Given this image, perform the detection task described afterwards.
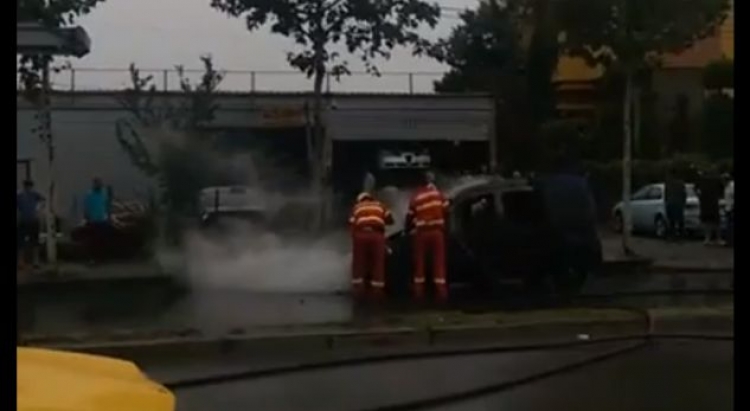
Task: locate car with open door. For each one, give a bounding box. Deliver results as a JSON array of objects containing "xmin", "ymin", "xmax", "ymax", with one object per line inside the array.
[{"xmin": 385, "ymin": 175, "xmax": 602, "ymax": 300}]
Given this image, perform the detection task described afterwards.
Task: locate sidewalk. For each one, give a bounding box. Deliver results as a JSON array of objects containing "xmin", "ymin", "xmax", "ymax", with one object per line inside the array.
[
  {"xmin": 601, "ymin": 231, "xmax": 734, "ymax": 273},
  {"xmin": 16, "ymin": 261, "xmax": 173, "ymax": 287},
  {"xmin": 16, "ymin": 232, "xmax": 732, "ymax": 288}
]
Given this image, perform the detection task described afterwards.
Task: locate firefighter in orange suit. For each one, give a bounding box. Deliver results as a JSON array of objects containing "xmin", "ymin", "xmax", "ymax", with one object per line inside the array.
[
  {"xmin": 405, "ymin": 172, "xmax": 450, "ymax": 303},
  {"xmin": 349, "ymin": 192, "xmax": 394, "ymax": 301}
]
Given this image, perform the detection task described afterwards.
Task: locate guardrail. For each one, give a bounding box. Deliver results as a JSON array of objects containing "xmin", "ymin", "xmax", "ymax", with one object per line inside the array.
[{"xmin": 17, "ymin": 67, "xmax": 448, "ymax": 94}]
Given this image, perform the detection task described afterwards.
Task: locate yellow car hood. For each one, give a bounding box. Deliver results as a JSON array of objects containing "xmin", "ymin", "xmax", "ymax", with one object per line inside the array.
[{"xmin": 17, "ymin": 347, "xmax": 174, "ymax": 411}]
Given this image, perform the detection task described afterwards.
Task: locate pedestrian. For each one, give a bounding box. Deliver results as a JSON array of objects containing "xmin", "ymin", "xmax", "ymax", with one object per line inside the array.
[
  {"xmin": 405, "ymin": 171, "xmax": 450, "ymax": 303},
  {"xmin": 83, "ymin": 178, "xmax": 112, "ymax": 264},
  {"xmin": 696, "ymin": 168, "xmax": 723, "ymax": 245},
  {"xmin": 349, "ymin": 191, "xmax": 394, "ymax": 302},
  {"xmin": 664, "ymin": 168, "xmax": 687, "ymax": 241},
  {"xmin": 17, "ymin": 180, "xmax": 44, "ymax": 270},
  {"xmin": 722, "ymin": 172, "xmax": 734, "ymax": 246}
]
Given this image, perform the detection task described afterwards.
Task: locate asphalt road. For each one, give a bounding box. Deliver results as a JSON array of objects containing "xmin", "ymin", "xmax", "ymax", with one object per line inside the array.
[
  {"xmin": 141, "ymin": 339, "xmax": 732, "ymax": 411},
  {"xmin": 18, "ymin": 272, "xmax": 733, "ymax": 336}
]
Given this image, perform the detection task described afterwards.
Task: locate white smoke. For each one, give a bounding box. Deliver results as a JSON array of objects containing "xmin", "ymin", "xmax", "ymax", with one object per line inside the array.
[{"xmin": 180, "ymin": 225, "xmax": 349, "ymax": 293}]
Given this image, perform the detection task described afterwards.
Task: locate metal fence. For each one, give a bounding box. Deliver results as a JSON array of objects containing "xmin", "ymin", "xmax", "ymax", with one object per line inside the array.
[{"xmin": 17, "ymin": 67, "xmax": 448, "ymax": 94}]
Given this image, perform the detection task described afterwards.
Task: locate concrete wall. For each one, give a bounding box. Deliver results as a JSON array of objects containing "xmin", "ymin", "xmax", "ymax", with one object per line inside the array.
[{"xmin": 17, "ymin": 91, "xmax": 493, "ymax": 225}]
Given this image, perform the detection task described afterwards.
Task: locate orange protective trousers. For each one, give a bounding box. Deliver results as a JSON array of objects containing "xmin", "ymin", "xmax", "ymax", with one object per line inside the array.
[
  {"xmin": 351, "ymin": 230, "xmax": 386, "ymax": 300},
  {"xmin": 412, "ymin": 228, "xmax": 448, "ymax": 302}
]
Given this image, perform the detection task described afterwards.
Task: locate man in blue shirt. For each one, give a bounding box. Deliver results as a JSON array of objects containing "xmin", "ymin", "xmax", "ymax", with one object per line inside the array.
[
  {"xmin": 84, "ymin": 178, "xmax": 111, "ymax": 263},
  {"xmin": 17, "ymin": 180, "xmax": 44, "ymax": 269}
]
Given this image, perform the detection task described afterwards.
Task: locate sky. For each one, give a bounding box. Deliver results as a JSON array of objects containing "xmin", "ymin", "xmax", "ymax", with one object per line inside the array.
[{"xmin": 54, "ymin": 0, "xmax": 481, "ymax": 93}]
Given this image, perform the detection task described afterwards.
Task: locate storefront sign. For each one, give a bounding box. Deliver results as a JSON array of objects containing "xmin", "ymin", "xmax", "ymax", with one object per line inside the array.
[{"xmin": 260, "ymin": 106, "xmax": 306, "ymax": 127}]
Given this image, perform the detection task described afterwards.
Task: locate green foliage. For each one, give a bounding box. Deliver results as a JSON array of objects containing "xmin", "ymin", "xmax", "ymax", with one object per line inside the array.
[
  {"xmin": 538, "ymin": 118, "xmax": 590, "ymax": 162},
  {"xmin": 556, "ymin": 0, "xmax": 730, "ymax": 71},
  {"xmin": 431, "ymin": 1, "xmax": 524, "ymax": 93},
  {"xmin": 701, "ymin": 92, "xmax": 733, "ymax": 159},
  {"xmin": 702, "ymin": 58, "xmax": 733, "ymax": 90},
  {"xmin": 210, "ymin": 0, "xmax": 440, "ymax": 78},
  {"xmin": 17, "ymin": 0, "xmax": 106, "ymax": 93},
  {"xmin": 524, "ymin": 0, "xmax": 559, "ymax": 124},
  {"xmin": 115, "ymin": 56, "xmax": 226, "ymax": 239}
]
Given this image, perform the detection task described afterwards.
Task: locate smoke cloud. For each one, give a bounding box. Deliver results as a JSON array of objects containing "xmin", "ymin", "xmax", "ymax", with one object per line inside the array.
[{"xmin": 179, "ymin": 219, "xmax": 349, "ymax": 293}]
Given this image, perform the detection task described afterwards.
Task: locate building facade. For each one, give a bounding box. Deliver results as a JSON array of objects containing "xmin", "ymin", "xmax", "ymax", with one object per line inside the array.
[{"xmin": 17, "ymin": 91, "xmax": 493, "ymax": 227}]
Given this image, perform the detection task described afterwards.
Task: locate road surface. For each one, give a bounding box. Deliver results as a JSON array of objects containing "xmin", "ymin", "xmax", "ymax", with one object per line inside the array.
[{"xmin": 140, "ymin": 339, "xmax": 731, "ymax": 411}]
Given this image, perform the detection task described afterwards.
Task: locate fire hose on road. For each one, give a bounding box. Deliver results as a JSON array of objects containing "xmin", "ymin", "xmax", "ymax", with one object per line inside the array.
[{"xmin": 162, "ymin": 302, "xmax": 732, "ymax": 410}]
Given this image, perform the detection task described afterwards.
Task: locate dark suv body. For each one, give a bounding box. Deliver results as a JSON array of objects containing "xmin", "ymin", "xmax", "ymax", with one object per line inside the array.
[{"xmin": 385, "ymin": 175, "xmax": 602, "ymax": 299}]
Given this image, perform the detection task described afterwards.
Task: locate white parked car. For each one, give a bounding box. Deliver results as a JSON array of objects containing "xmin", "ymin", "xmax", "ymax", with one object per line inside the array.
[{"xmin": 612, "ymin": 183, "xmax": 703, "ymax": 237}]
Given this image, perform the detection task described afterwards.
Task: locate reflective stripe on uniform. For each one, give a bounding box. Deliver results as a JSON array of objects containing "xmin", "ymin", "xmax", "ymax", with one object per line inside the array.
[
  {"xmin": 413, "ymin": 277, "xmax": 425, "ymax": 284},
  {"xmin": 415, "ymin": 200, "xmax": 443, "ymax": 213},
  {"xmin": 354, "ymin": 215, "xmax": 385, "ymax": 226},
  {"xmin": 371, "ymin": 281, "xmax": 385, "ymax": 288},
  {"xmin": 415, "ymin": 219, "xmax": 444, "ymax": 227},
  {"xmin": 351, "ymin": 200, "xmax": 389, "ymax": 229},
  {"xmin": 352, "ymin": 278, "xmax": 364, "ymax": 285},
  {"xmin": 413, "ymin": 190, "xmax": 441, "ymax": 203},
  {"xmin": 434, "ymin": 278, "xmax": 447, "ymax": 285},
  {"xmin": 355, "ymin": 204, "xmax": 386, "ymax": 214}
]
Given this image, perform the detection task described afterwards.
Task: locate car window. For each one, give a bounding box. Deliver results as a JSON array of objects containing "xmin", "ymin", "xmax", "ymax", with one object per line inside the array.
[
  {"xmin": 645, "ymin": 186, "xmax": 663, "ymax": 200},
  {"xmin": 632, "ymin": 186, "xmax": 651, "ymax": 200},
  {"xmin": 686, "ymin": 185, "xmax": 697, "ymax": 197}
]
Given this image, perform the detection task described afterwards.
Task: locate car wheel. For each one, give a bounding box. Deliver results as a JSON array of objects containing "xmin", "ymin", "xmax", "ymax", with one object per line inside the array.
[
  {"xmin": 654, "ymin": 215, "xmax": 667, "ymax": 238},
  {"xmin": 613, "ymin": 212, "xmax": 624, "ymax": 233}
]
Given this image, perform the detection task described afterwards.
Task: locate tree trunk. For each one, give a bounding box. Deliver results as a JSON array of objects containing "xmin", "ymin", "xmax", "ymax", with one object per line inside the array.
[
  {"xmin": 633, "ymin": 87, "xmax": 641, "ymax": 156},
  {"xmin": 310, "ymin": 48, "xmax": 326, "ymax": 231},
  {"xmin": 621, "ymin": 70, "xmax": 634, "ymax": 255},
  {"xmin": 41, "ymin": 61, "xmax": 57, "ymax": 266}
]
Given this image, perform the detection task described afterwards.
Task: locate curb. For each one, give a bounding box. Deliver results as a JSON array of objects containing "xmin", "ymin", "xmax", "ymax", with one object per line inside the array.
[
  {"xmin": 16, "ymin": 273, "xmax": 179, "ymax": 289},
  {"xmin": 602, "ymin": 258, "xmax": 733, "ymax": 275},
  {"xmin": 27, "ymin": 312, "xmax": 732, "ymax": 360},
  {"xmin": 649, "ymin": 264, "xmax": 734, "ymax": 274}
]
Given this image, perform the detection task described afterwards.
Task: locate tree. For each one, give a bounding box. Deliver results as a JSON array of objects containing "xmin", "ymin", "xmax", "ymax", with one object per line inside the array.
[
  {"xmin": 702, "ymin": 58, "xmax": 733, "ymax": 91},
  {"xmin": 210, "ymin": 0, "xmax": 440, "ymax": 228},
  {"xmin": 701, "ymin": 92, "xmax": 733, "ymax": 159},
  {"xmin": 556, "ymin": 0, "xmax": 730, "ymax": 254},
  {"xmin": 115, "ymin": 56, "xmax": 225, "ymax": 242},
  {"xmin": 524, "ymin": 0, "xmax": 559, "ymax": 125},
  {"xmin": 432, "ymin": 2, "xmax": 523, "ymax": 93},
  {"xmin": 430, "ymin": 2, "xmax": 530, "ymax": 170},
  {"xmin": 430, "ymin": 1, "xmax": 562, "ymax": 170}
]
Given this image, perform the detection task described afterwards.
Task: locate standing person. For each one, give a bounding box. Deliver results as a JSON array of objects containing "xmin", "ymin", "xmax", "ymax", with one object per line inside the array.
[
  {"xmin": 664, "ymin": 169, "xmax": 687, "ymax": 241},
  {"xmin": 696, "ymin": 168, "xmax": 723, "ymax": 245},
  {"xmin": 349, "ymin": 192, "xmax": 394, "ymax": 302},
  {"xmin": 405, "ymin": 171, "xmax": 450, "ymax": 303},
  {"xmin": 84, "ymin": 178, "xmax": 111, "ymax": 264},
  {"xmin": 17, "ymin": 180, "xmax": 44, "ymax": 270},
  {"xmin": 722, "ymin": 172, "xmax": 734, "ymax": 246}
]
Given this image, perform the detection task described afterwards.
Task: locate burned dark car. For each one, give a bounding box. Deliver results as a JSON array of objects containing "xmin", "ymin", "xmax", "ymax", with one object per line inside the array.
[{"xmin": 385, "ymin": 176, "xmax": 603, "ymax": 299}]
